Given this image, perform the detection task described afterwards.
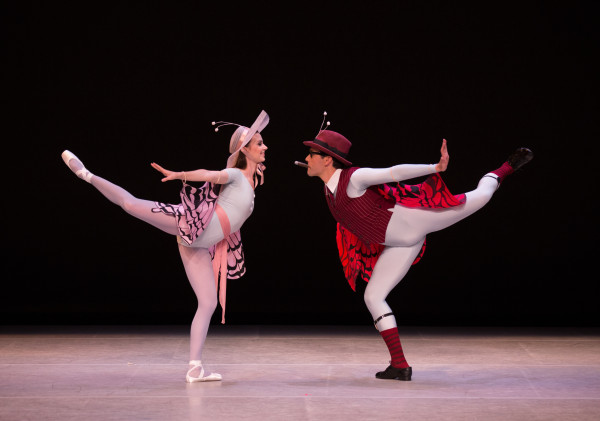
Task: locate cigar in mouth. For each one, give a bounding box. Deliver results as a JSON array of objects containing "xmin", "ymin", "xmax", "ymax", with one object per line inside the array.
[{"xmin": 294, "ymin": 161, "xmax": 308, "ymax": 168}]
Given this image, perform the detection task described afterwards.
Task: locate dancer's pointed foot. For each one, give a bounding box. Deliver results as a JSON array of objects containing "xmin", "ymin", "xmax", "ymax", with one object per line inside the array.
[
  {"xmin": 186, "ymin": 360, "xmax": 222, "ymax": 383},
  {"xmin": 375, "ymin": 365, "xmax": 412, "ymax": 381},
  {"xmin": 61, "ymin": 150, "xmax": 93, "ymax": 183},
  {"xmin": 507, "ymin": 147, "xmax": 534, "ymax": 171},
  {"xmin": 490, "ymin": 147, "xmax": 534, "ymax": 183}
]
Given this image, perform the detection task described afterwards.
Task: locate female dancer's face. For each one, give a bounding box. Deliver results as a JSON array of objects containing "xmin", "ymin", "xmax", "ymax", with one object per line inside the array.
[{"xmin": 243, "ymin": 134, "xmax": 268, "ymax": 164}]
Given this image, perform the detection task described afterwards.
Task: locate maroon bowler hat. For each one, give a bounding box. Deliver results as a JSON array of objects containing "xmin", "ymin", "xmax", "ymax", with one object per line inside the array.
[{"xmin": 303, "ymin": 130, "xmax": 352, "ymax": 166}]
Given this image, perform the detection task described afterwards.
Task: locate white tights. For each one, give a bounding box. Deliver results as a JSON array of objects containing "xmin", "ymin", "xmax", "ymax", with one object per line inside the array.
[
  {"xmin": 365, "ymin": 175, "xmax": 499, "ymax": 331},
  {"xmin": 177, "ymin": 245, "xmax": 218, "ymax": 362},
  {"xmin": 91, "ymin": 175, "xmax": 179, "ymax": 235},
  {"xmin": 90, "ymin": 175, "xmax": 218, "ymax": 371}
]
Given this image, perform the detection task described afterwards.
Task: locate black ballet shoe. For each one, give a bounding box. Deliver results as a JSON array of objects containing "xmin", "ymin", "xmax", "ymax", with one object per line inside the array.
[
  {"xmin": 375, "ymin": 365, "xmax": 412, "ymax": 381},
  {"xmin": 507, "ymin": 147, "xmax": 534, "ymax": 171}
]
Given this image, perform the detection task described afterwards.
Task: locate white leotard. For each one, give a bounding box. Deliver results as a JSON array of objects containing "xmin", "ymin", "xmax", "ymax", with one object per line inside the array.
[{"xmin": 184, "ymin": 168, "xmax": 255, "ymax": 248}]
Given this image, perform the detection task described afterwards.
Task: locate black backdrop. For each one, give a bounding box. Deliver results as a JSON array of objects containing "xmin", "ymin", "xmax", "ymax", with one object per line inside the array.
[{"xmin": 2, "ymin": 1, "xmax": 598, "ymax": 326}]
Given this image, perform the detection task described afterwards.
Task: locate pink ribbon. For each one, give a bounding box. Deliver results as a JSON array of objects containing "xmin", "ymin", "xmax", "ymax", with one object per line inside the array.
[{"xmin": 212, "ymin": 204, "xmax": 231, "ymax": 324}]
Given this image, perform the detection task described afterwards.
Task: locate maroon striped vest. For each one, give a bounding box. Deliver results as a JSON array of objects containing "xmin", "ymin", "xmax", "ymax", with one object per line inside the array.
[{"xmin": 325, "ymin": 167, "xmax": 395, "ymax": 245}]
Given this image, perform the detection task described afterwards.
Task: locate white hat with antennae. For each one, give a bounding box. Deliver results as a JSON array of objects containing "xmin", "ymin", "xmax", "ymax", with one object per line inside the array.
[{"xmin": 212, "ymin": 110, "xmax": 269, "ymax": 169}]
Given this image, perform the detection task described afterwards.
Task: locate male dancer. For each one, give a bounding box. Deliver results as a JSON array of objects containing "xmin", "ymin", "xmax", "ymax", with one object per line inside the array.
[{"xmin": 301, "ymin": 123, "xmax": 533, "ymax": 381}]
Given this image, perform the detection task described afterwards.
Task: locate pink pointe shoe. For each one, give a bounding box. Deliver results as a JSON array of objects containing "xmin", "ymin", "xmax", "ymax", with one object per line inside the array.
[
  {"xmin": 61, "ymin": 150, "xmax": 93, "ymax": 183},
  {"xmin": 186, "ymin": 360, "xmax": 222, "ymax": 383}
]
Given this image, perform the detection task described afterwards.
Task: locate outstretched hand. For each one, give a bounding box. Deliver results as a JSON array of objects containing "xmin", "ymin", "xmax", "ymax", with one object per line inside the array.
[
  {"xmin": 435, "ymin": 139, "xmax": 449, "ymax": 172},
  {"xmin": 151, "ymin": 162, "xmax": 181, "ymax": 182}
]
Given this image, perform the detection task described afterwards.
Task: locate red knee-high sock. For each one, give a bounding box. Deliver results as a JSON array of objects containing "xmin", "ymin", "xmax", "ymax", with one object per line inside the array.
[
  {"xmin": 380, "ymin": 327, "xmax": 409, "ymax": 369},
  {"xmin": 490, "ymin": 162, "xmax": 514, "ymax": 182}
]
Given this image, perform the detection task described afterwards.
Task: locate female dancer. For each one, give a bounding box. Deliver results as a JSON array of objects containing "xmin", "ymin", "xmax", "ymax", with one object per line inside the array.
[{"xmin": 61, "ymin": 110, "xmax": 269, "ymax": 382}]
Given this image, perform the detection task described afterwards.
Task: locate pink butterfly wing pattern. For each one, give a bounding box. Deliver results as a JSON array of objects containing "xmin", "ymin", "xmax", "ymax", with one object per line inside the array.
[
  {"xmin": 154, "ymin": 182, "xmax": 246, "ymax": 278},
  {"xmin": 209, "ymin": 230, "xmax": 246, "ymax": 279}
]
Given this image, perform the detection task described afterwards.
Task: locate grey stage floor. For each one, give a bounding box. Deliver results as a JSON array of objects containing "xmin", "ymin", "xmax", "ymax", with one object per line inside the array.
[{"xmin": 1, "ymin": 325, "xmax": 599, "ymax": 421}]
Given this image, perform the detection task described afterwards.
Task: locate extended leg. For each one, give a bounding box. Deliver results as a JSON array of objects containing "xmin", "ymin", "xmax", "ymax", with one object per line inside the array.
[
  {"xmin": 385, "ymin": 147, "xmax": 534, "ymax": 246},
  {"xmin": 62, "ymin": 150, "xmax": 179, "ymax": 235},
  {"xmin": 178, "ymin": 244, "xmax": 221, "ymax": 382},
  {"xmin": 385, "ymin": 174, "xmax": 500, "ymax": 246},
  {"xmin": 91, "ymin": 175, "xmax": 179, "ymax": 234}
]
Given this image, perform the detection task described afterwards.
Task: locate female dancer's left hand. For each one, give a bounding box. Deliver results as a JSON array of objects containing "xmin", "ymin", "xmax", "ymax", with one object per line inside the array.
[{"xmin": 151, "ymin": 162, "xmax": 180, "ymax": 182}]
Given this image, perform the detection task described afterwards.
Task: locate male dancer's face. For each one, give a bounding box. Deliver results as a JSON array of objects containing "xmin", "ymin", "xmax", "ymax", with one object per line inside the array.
[{"xmin": 305, "ymin": 149, "xmax": 331, "ymax": 178}]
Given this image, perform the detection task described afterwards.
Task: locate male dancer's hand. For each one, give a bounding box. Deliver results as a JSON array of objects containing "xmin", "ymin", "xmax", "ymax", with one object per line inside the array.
[{"xmin": 435, "ymin": 139, "xmax": 449, "ymax": 172}]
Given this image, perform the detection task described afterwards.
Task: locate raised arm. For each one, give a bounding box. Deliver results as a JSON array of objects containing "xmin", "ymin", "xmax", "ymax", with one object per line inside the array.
[
  {"xmin": 348, "ymin": 139, "xmax": 449, "ymax": 198},
  {"xmin": 151, "ymin": 162, "xmax": 229, "ymax": 184}
]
